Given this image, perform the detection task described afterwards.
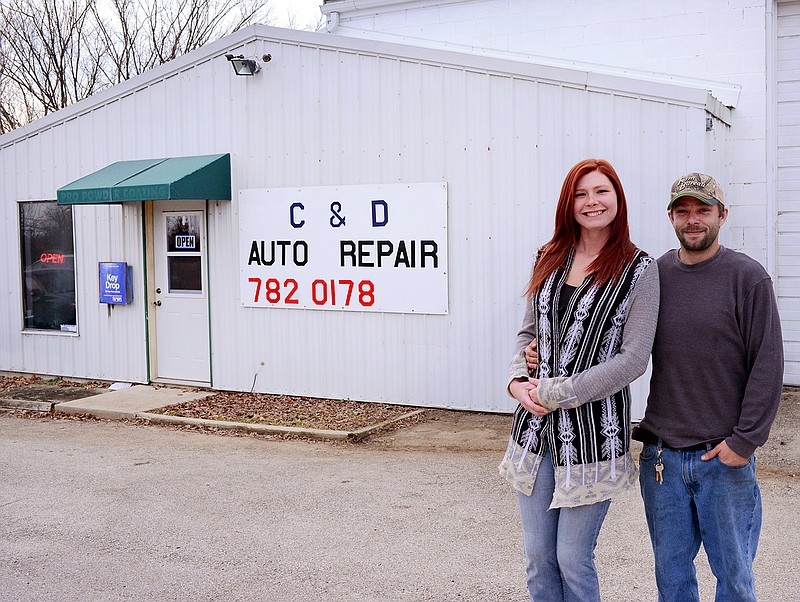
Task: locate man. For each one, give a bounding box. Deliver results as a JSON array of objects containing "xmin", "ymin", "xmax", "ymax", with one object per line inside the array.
[
  {"xmin": 525, "ymin": 172, "xmax": 783, "ymax": 601},
  {"xmin": 633, "ymin": 173, "xmax": 783, "ymax": 601}
]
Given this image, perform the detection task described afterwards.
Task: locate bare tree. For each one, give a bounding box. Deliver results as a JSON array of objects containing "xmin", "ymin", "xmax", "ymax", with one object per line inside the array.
[
  {"xmin": 0, "ymin": 38, "xmax": 23, "ymax": 132},
  {"xmin": 90, "ymin": 0, "xmax": 273, "ymax": 84},
  {"xmin": 279, "ymin": 6, "xmax": 324, "ymax": 32},
  {"xmin": 0, "ymin": 0, "xmax": 103, "ymax": 128},
  {"xmin": 0, "ymin": 0, "xmax": 273, "ymax": 133}
]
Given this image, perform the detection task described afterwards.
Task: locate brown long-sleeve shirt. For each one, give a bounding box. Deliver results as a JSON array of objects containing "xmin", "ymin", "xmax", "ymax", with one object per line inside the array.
[{"xmin": 640, "ymin": 247, "xmax": 784, "ymax": 458}]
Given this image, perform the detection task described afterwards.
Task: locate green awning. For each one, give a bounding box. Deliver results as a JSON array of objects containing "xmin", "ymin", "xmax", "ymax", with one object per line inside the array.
[{"xmin": 57, "ymin": 153, "xmax": 231, "ymax": 205}]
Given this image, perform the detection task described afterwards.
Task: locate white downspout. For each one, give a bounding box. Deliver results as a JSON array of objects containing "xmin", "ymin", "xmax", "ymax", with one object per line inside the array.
[{"xmin": 326, "ymin": 11, "xmax": 340, "ymax": 33}]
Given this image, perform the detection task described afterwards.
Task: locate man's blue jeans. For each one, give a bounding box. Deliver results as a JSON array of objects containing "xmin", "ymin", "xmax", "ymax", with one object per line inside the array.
[
  {"xmin": 517, "ymin": 449, "xmax": 611, "ymax": 602},
  {"xmin": 639, "ymin": 443, "xmax": 762, "ymax": 602}
]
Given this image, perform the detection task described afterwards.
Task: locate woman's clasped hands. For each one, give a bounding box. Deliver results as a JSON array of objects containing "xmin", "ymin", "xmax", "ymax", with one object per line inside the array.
[{"xmin": 509, "ymin": 377, "xmax": 551, "ymax": 416}]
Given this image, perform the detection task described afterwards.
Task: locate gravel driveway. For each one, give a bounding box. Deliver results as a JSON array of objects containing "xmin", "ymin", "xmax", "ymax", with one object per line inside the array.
[{"xmin": 1, "ymin": 389, "xmax": 798, "ymax": 602}]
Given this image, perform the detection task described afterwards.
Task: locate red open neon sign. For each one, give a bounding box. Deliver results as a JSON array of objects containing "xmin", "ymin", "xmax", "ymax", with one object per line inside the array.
[{"xmin": 40, "ymin": 253, "xmax": 65, "ymax": 264}]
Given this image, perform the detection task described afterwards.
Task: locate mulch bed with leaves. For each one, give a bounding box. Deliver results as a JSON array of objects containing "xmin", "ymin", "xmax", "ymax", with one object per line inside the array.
[
  {"xmin": 150, "ymin": 390, "xmax": 427, "ymax": 432},
  {"xmin": 0, "ymin": 374, "xmax": 108, "ymax": 394},
  {"xmin": 1, "ymin": 375, "xmax": 429, "ymax": 436}
]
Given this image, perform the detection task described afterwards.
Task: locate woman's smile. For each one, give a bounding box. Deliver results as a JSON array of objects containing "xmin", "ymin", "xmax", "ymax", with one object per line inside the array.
[
  {"xmin": 573, "ymin": 170, "xmax": 618, "ymax": 234},
  {"xmin": 583, "ymin": 209, "xmax": 606, "ymax": 217}
]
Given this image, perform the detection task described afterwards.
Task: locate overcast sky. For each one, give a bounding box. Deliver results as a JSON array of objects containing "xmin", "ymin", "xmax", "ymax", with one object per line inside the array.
[{"xmin": 269, "ymin": 0, "xmax": 324, "ymax": 30}]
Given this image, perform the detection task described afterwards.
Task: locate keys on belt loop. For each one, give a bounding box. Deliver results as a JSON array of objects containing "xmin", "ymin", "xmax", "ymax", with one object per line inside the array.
[{"xmin": 654, "ymin": 443, "xmax": 664, "ymax": 485}]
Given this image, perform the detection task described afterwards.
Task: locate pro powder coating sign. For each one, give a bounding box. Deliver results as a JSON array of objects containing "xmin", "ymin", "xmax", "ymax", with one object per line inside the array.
[{"xmin": 239, "ymin": 182, "xmax": 448, "ymax": 314}]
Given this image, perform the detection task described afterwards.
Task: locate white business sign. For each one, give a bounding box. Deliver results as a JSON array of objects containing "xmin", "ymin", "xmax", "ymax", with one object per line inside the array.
[{"xmin": 239, "ymin": 182, "xmax": 448, "ymax": 314}]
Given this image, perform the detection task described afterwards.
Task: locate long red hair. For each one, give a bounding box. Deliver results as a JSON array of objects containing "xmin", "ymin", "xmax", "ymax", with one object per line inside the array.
[{"xmin": 525, "ymin": 158, "xmax": 636, "ymax": 297}]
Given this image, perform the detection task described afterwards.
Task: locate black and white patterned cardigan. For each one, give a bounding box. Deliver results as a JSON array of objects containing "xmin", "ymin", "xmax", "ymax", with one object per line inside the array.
[{"xmin": 499, "ymin": 248, "xmax": 658, "ymax": 508}]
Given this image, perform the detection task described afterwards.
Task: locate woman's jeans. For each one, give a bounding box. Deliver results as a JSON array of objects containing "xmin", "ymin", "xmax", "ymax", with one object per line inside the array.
[
  {"xmin": 639, "ymin": 443, "xmax": 762, "ymax": 602},
  {"xmin": 517, "ymin": 449, "xmax": 611, "ymax": 602}
]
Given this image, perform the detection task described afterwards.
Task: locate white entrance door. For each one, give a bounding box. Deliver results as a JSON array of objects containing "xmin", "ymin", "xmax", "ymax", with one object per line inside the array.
[{"xmin": 152, "ymin": 201, "xmax": 210, "ymax": 384}]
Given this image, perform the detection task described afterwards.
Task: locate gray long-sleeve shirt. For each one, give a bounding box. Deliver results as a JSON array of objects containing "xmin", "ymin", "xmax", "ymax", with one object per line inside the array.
[
  {"xmin": 508, "ymin": 259, "xmax": 660, "ymax": 408},
  {"xmin": 639, "ymin": 247, "xmax": 784, "ymax": 458}
]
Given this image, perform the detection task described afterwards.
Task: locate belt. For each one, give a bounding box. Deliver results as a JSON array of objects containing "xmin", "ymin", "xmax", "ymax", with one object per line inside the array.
[{"xmin": 632, "ymin": 426, "xmax": 724, "ymax": 452}]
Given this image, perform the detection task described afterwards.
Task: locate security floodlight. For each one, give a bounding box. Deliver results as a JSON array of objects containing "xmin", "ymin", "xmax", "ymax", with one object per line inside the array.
[{"xmin": 225, "ymin": 54, "xmax": 260, "ymax": 76}]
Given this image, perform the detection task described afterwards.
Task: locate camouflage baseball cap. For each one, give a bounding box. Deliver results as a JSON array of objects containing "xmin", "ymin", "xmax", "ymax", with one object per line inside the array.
[{"xmin": 668, "ymin": 172, "xmax": 724, "ymax": 209}]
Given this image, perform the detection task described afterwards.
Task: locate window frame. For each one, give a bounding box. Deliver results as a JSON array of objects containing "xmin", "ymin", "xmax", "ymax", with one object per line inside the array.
[{"xmin": 18, "ymin": 199, "xmax": 79, "ymax": 335}]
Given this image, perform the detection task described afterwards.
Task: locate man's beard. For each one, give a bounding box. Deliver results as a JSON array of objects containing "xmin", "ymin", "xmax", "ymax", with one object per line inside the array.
[{"xmin": 675, "ymin": 225, "xmax": 719, "ymax": 252}]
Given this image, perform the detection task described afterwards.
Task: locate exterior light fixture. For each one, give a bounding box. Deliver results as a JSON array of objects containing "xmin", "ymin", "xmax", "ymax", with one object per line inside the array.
[{"xmin": 225, "ymin": 53, "xmax": 261, "ymax": 76}]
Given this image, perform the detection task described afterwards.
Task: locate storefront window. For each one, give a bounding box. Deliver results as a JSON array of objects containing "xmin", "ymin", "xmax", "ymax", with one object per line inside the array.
[{"xmin": 19, "ymin": 201, "xmax": 77, "ymax": 332}]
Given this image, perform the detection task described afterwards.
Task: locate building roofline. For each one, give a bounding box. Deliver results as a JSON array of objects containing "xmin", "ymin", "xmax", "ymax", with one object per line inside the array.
[
  {"xmin": 320, "ymin": 1, "xmax": 741, "ymax": 108},
  {"xmin": 1, "ymin": 24, "xmax": 732, "ymax": 149}
]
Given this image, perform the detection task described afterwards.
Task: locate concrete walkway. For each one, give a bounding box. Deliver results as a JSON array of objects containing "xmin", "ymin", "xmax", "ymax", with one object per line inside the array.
[{"xmin": 54, "ymin": 385, "xmax": 213, "ymax": 420}]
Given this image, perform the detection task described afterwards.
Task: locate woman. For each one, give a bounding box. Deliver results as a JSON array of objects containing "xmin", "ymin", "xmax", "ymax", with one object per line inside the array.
[{"xmin": 498, "ymin": 158, "xmax": 659, "ymax": 601}]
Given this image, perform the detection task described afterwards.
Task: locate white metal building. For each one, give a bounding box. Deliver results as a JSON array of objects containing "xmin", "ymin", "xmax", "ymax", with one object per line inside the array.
[
  {"xmin": 320, "ymin": 0, "xmax": 800, "ymax": 386},
  {"xmin": 0, "ymin": 24, "xmax": 732, "ymax": 416}
]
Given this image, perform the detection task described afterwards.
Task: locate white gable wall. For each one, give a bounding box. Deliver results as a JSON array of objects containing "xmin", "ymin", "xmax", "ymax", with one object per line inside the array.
[
  {"xmin": 324, "ymin": 0, "xmax": 800, "ymax": 385},
  {"xmin": 325, "ymin": 0, "xmax": 768, "ymax": 262}
]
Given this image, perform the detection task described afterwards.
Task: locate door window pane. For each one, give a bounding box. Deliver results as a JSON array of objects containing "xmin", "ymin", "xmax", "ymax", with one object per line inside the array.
[
  {"xmin": 166, "ymin": 215, "xmax": 201, "ymax": 252},
  {"xmin": 168, "ymin": 256, "xmax": 202, "ymax": 293},
  {"xmin": 20, "ymin": 201, "xmax": 77, "ymax": 332},
  {"xmin": 164, "ymin": 212, "xmax": 203, "ymax": 294}
]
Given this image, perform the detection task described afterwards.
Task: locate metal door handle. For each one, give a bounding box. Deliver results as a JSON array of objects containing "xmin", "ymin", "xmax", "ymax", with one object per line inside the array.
[{"xmin": 153, "ymin": 300, "xmax": 162, "ymax": 307}]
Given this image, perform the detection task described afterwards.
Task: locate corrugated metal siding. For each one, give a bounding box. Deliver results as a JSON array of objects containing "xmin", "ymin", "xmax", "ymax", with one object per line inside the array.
[
  {"xmin": 0, "ymin": 26, "xmax": 718, "ymax": 413},
  {"xmin": 207, "ymin": 33, "xmax": 712, "ymax": 414},
  {"xmin": 778, "ymin": 1, "xmax": 800, "ymax": 385}
]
